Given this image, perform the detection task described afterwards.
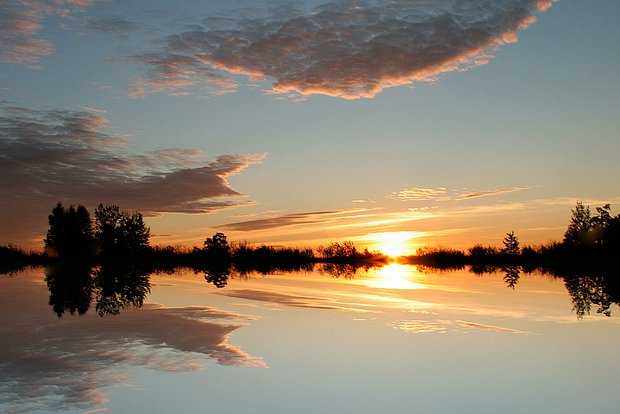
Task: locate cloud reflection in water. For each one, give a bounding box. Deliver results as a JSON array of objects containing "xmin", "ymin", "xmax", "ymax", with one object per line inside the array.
[{"xmin": 0, "ymin": 276, "xmax": 263, "ymax": 413}]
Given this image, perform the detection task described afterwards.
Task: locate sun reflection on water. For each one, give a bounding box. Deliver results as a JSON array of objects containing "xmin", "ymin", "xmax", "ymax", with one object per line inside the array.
[{"xmin": 365, "ymin": 264, "xmax": 426, "ymax": 290}]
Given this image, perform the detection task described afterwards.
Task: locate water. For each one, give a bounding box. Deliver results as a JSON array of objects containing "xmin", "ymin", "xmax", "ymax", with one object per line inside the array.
[{"xmin": 1, "ymin": 265, "xmax": 619, "ymax": 414}]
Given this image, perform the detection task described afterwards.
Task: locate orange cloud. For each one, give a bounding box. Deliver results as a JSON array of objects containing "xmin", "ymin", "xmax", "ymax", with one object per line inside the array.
[
  {"xmin": 0, "ymin": 0, "xmax": 92, "ymax": 63},
  {"xmin": 456, "ymin": 187, "xmax": 530, "ymax": 200}
]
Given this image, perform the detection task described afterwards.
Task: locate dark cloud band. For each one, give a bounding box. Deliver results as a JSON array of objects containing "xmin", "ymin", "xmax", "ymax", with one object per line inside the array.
[{"xmin": 0, "ymin": 105, "xmax": 264, "ymax": 245}]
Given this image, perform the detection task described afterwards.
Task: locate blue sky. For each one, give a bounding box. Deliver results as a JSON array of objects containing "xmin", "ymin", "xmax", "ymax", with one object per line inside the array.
[{"xmin": 1, "ymin": 0, "xmax": 619, "ymax": 250}]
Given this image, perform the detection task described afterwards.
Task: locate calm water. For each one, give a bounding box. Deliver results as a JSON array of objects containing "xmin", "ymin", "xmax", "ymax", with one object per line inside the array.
[{"xmin": 1, "ymin": 265, "xmax": 619, "ymax": 414}]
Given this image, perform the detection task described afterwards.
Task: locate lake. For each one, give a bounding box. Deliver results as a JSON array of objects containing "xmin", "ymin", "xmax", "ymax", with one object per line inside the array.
[{"xmin": 1, "ymin": 265, "xmax": 619, "ymax": 414}]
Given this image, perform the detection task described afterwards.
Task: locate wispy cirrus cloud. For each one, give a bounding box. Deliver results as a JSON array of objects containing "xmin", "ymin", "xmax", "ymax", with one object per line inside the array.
[
  {"xmin": 220, "ymin": 209, "xmax": 372, "ymax": 232},
  {"xmin": 0, "ymin": 104, "xmax": 264, "ymax": 245},
  {"xmin": 0, "ymin": 0, "xmax": 92, "ymax": 64},
  {"xmin": 391, "ymin": 186, "xmax": 529, "ymax": 202},
  {"xmin": 390, "ymin": 318, "xmax": 530, "ymax": 334},
  {"xmin": 389, "ymin": 187, "xmax": 449, "ymax": 201},
  {"xmin": 129, "ymin": 0, "xmax": 556, "ymax": 99},
  {"xmin": 456, "ymin": 187, "xmax": 529, "ymax": 200},
  {"xmin": 79, "ymin": 105, "xmax": 108, "ymax": 113}
]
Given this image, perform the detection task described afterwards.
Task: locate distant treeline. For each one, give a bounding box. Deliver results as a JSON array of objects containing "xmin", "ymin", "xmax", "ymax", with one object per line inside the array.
[
  {"xmin": 1, "ymin": 200, "xmax": 619, "ymax": 275},
  {"xmin": 407, "ymin": 201, "xmax": 620, "ymax": 271},
  {"xmin": 0, "ymin": 202, "xmax": 388, "ymax": 275}
]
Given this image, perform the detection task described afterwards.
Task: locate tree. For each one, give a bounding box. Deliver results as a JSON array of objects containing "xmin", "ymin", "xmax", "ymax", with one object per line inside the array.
[
  {"xmin": 501, "ymin": 231, "xmax": 520, "ymax": 255},
  {"xmin": 563, "ymin": 201, "xmax": 593, "ymax": 245},
  {"xmin": 590, "ymin": 204, "xmax": 612, "ymax": 245},
  {"xmin": 468, "ymin": 244, "xmax": 499, "ymax": 257},
  {"xmin": 94, "ymin": 204, "xmax": 150, "ymax": 257},
  {"xmin": 202, "ymin": 232, "xmax": 231, "ymax": 263},
  {"xmin": 204, "ymin": 232, "xmax": 229, "ymax": 253},
  {"xmin": 602, "ymin": 216, "xmax": 620, "ymax": 248},
  {"xmin": 44, "ymin": 202, "xmax": 94, "ymax": 257},
  {"xmin": 318, "ymin": 241, "xmax": 358, "ymax": 258}
]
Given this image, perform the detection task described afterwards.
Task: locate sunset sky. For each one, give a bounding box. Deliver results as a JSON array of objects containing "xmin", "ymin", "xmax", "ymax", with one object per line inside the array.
[{"xmin": 1, "ymin": 0, "xmax": 619, "ymax": 252}]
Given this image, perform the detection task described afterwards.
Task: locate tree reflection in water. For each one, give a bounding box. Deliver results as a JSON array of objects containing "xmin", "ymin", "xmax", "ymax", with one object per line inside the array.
[
  {"xmin": 563, "ymin": 274, "xmax": 620, "ymax": 319},
  {"xmin": 45, "ymin": 262, "xmax": 150, "ymax": 317},
  {"xmin": 93, "ymin": 264, "xmax": 150, "ymax": 316},
  {"xmin": 45, "ymin": 262, "xmax": 93, "ymax": 317},
  {"xmin": 495, "ymin": 264, "xmax": 620, "ymax": 319},
  {"xmin": 43, "ymin": 258, "xmax": 620, "ymax": 320},
  {"xmin": 200, "ymin": 264, "xmax": 231, "ymax": 288},
  {"xmin": 503, "ymin": 266, "xmax": 521, "ymax": 290}
]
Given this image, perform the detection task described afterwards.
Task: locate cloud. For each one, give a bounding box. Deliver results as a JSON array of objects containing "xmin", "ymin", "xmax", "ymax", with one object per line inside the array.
[
  {"xmin": 0, "ymin": 278, "xmax": 263, "ymax": 413},
  {"xmin": 128, "ymin": 53, "xmax": 239, "ymax": 98},
  {"xmin": 391, "ymin": 318, "xmax": 531, "ymax": 334},
  {"xmin": 220, "ymin": 209, "xmax": 371, "ymax": 232},
  {"xmin": 0, "ymin": 0, "xmax": 92, "ymax": 63},
  {"xmin": 214, "ymin": 289, "xmax": 371, "ymax": 313},
  {"xmin": 0, "ymin": 105, "xmax": 264, "ymax": 245},
  {"xmin": 79, "ymin": 105, "xmax": 108, "ymax": 114},
  {"xmin": 456, "ymin": 319, "xmax": 530, "ymax": 333},
  {"xmin": 390, "ymin": 186, "xmax": 530, "ymax": 202},
  {"xmin": 83, "ymin": 15, "xmax": 139, "ymax": 39},
  {"xmin": 456, "ymin": 187, "xmax": 529, "ymax": 200},
  {"xmin": 390, "ymin": 187, "xmax": 448, "ymax": 201},
  {"xmin": 390, "ymin": 319, "xmax": 450, "ymax": 334},
  {"xmin": 129, "ymin": 0, "xmax": 556, "ymax": 98}
]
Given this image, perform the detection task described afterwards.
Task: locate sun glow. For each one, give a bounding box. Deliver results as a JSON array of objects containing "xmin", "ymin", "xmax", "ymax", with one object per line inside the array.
[
  {"xmin": 366, "ymin": 264, "xmax": 425, "ymax": 290},
  {"xmin": 365, "ymin": 231, "xmax": 421, "ymax": 257}
]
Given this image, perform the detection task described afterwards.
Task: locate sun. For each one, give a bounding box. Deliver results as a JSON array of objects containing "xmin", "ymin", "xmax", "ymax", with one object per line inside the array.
[{"xmin": 368, "ymin": 231, "xmax": 420, "ymax": 258}]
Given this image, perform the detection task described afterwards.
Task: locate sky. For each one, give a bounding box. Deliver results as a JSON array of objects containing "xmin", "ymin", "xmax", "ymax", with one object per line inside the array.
[{"xmin": 1, "ymin": 0, "xmax": 619, "ymax": 251}]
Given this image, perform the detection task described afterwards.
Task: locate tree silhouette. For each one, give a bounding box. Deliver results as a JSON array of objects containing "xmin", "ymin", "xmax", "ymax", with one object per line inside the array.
[
  {"xmin": 501, "ymin": 231, "xmax": 520, "ymax": 255},
  {"xmin": 563, "ymin": 201, "xmax": 593, "ymax": 245},
  {"xmin": 602, "ymin": 216, "xmax": 620, "ymax": 248},
  {"xmin": 318, "ymin": 241, "xmax": 358, "ymax": 259},
  {"xmin": 202, "ymin": 232, "xmax": 231, "ymax": 264},
  {"xmin": 591, "ymin": 204, "xmax": 613, "ymax": 245},
  {"xmin": 562, "ymin": 201, "xmax": 620, "ymax": 248},
  {"xmin": 44, "ymin": 202, "xmax": 94, "ymax": 258},
  {"xmin": 94, "ymin": 204, "xmax": 150, "ymax": 258},
  {"xmin": 204, "ymin": 232, "xmax": 229, "ymax": 253}
]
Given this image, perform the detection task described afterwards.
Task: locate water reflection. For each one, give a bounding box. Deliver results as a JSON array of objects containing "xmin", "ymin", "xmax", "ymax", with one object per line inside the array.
[
  {"xmin": 503, "ymin": 266, "xmax": 521, "ymax": 289},
  {"xmin": 45, "ymin": 262, "xmax": 93, "ymax": 316},
  {"xmin": 45, "ymin": 262, "xmax": 150, "ymax": 317},
  {"xmin": 34, "ymin": 259, "xmax": 620, "ymax": 319},
  {"xmin": 202, "ymin": 265, "xmax": 232, "ymax": 288},
  {"xmin": 365, "ymin": 264, "xmax": 425, "ymax": 290},
  {"xmin": 317, "ymin": 262, "xmax": 359, "ymax": 279},
  {"xmin": 563, "ymin": 275, "xmax": 620, "ymax": 318},
  {"xmin": 3, "ymin": 262, "xmax": 620, "ymax": 414},
  {"xmin": 1, "ymin": 272, "xmax": 263, "ymax": 413},
  {"xmin": 93, "ymin": 264, "xmax": 150, "ymax": 316},
  {"xmin": 474, "ymin": 264, "xmax": 620, "ymax": 319}
]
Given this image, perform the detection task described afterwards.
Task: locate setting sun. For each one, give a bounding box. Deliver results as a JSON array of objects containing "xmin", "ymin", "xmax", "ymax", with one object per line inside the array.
[{"xmin": 365, "ymin": 231, "xmax": 421, "ymax": 257}]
